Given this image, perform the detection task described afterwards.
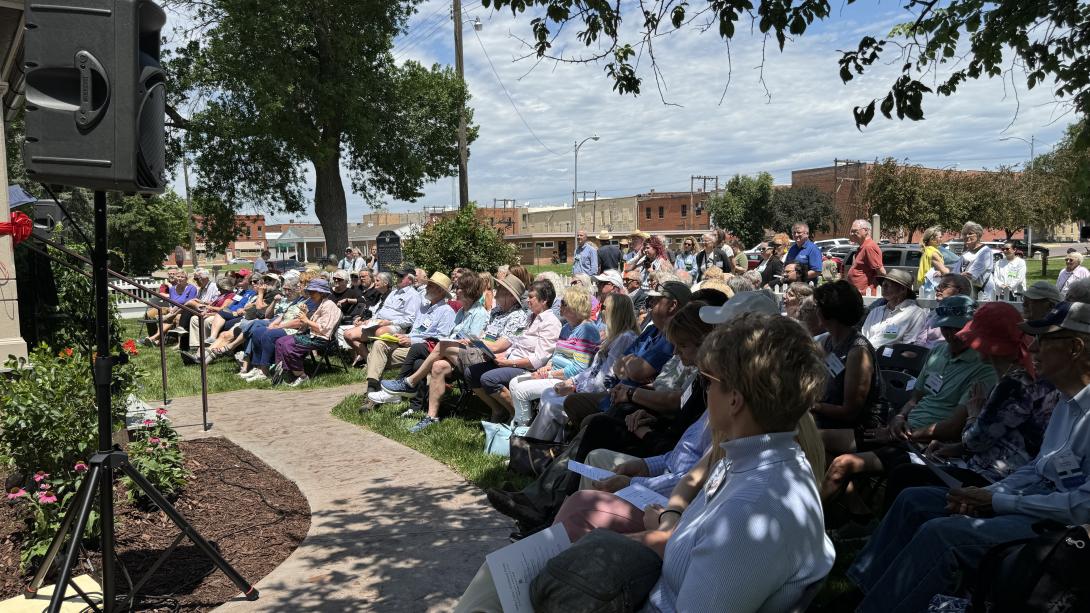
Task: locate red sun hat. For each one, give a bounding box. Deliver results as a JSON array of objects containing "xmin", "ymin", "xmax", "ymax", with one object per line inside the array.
[{"xmin": 955, "ymin": 302, "xmax": 1034, "ymax": 377}]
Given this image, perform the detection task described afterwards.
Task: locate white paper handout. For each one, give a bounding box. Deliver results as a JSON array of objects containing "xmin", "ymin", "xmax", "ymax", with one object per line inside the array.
[
  {"xmin": 487, "ymin": 523, "xmax": 571, "ymax": 612},
  {"xmin": 567, "ymin": 460, "xmax": 615, "ymax": 482},
  {"xmin": 614, "ymin": 483, "xmax": 669, "ymax": 510}
]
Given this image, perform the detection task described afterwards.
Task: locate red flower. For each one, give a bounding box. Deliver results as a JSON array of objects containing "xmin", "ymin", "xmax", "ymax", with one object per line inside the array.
[
  {"xmin": 7, "ymin": 488, "xmax": 27, "ymax": 500},
  {"xmin": 122, "ymin": 339, "xmax": 139, "ymax": 355},
  {"xmin": 74, "ymin": 461, "xmax": 89, "ymax": 473},
  {"xmin": 32, "ymin": 471, "xmax": 49, "ymax": 483},
  {"xmin": 156, "ymin": 408, "xmax": 168, "ymax": 416},
  {"xmin": 58, "ymin": 348, "xmax": 73, "ymax": 358}
]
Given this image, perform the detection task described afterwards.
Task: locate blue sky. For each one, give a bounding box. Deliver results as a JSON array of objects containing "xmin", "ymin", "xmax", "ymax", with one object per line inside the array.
[{"xmin": 167, "ymin": 1, "xmax": 1076, "ymax": 224}]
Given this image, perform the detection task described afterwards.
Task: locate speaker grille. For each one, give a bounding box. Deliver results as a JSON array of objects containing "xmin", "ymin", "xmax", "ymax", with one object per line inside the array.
[{"xmin": 137, "ymin": 80, "xmax": 166, "ymax": 190}]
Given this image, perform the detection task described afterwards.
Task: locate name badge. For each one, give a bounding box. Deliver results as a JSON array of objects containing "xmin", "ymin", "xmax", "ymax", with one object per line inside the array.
[
  {"xmin": 883, "ymin": 324, "xmax": 900, "ymax": 339},
  {"xmin": 1054, "ymin": 451, "xmax": 1086, "ymax": 490},
  {"xmin": 925, "ymin": 373, "xmax": 943, "ymax": 394},
  {"xmin": 824, "ymin": 353, "xmax": 845, "ymax": 378}
]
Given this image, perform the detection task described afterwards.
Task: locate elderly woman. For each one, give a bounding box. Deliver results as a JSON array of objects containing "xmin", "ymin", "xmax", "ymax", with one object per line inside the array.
[
  {"xmin": 524, "ymin": 293, "xmax": 640, "ymax": 442},
  {"xmin": 693, "ymin": 232, "xmax": 728, "ymax": 283},
  {"xmin": 1057, "ymin": 250, "xmax": 1090, "ymax": 299},
  {"xmin": 238, "ymin": 275, "xmax": 307, "ymax": 378},
  {"xmin": 811, "ymin": 281, "xmax": 880, "ymax": 455},
  {"xmin": 199, "ymin": 273, "xmax": 285, "ymax": 364},
  {"xmin": 569, "ymin": 272, "xmax": 600, "ymax": 321},
  {"xmin": 846, "ymin": 301, "xmax": 1090, "ymax": 613},
  {"xmin": 142, "ymin": 269, "xmax": 197, "ymax": 346},
  {"xmin": 534, "ymin": 270, "xmax": 564, "ymax": 316},
  {"xmin": 267, "ymin": 279, "xmax": 341, "ymax": 387},
  {"xmin": 507, "ymin": 288, "xmax": 601, "ymax": 427},
  {"xmin": 860, "ymin": 269, "xmax": 928, "ymax": 348},
  {"xmin": 467, "ymin": 280, "xmax": 562, "ymax": 423},
  {"xmin": 673, "ymin": 237, "xmax": 699, "ymax": 278},
  {"xmin": 782, "ymin": 281, "xmax": 814, "ymax": 320},
  {"xmin": 955, "ymin": 221, "xmax": 995, "ymax": 300},
  {"xmin": 917, "ymin": 226, "xmax": 950, "ymax": 289}
]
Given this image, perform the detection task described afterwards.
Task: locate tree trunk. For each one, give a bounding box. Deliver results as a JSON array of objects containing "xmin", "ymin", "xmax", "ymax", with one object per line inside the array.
[{"xmin": 312, "ymin": 148, "xmax": 349, "ymax": 260}]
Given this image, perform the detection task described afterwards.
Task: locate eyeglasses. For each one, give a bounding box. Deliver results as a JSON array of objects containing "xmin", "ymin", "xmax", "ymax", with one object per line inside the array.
[
  {"xmin": 1066, "ymin": 259, "xmax": 1077, "ymax": 263},
  {"xmin": 560, "ymin": 300, "xmax": 568, "ymax": 307}
]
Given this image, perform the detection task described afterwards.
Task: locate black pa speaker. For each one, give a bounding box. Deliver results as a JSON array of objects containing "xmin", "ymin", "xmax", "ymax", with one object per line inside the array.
[{"xmin": 22, "ymin": 0, "xmax": 167, "ymax": 194}]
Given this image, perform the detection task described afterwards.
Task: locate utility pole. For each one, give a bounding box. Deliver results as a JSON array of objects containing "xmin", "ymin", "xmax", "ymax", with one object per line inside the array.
[
  {"xmin": 453, "ymin": 0, "xmax": 469, "ymax": 209},
  {"xmin": 182, "ymin": 156, "xmax": 198, "ymax": 266},
  {"xmin": 690, "ymin": 176, "xmax": 718, "ymax": 231}
]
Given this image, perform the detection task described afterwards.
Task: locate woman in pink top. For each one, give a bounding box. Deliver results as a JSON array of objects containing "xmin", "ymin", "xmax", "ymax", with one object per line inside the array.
[{"xmin": 272, "ymin": 279, "xmax": 341, "ymax": 387}]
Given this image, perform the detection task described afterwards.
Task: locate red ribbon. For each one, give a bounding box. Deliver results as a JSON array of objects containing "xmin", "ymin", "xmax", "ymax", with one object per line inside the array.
[{"xmin": 0, "ymin": 211, "xmax": 32, "ymax": 245}]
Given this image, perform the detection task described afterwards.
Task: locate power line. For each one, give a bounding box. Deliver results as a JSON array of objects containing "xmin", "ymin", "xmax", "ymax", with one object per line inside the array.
[{"xmin": 472, "ymin": 28, "xmax": 566, "ymax": 157}]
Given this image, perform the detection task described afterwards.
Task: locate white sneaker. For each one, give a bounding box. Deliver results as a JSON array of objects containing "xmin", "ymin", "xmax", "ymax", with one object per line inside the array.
[
  {"xmin": 234, "ymin": 351, "xmax": 246, "ymax": 362},
  {"xmin": 245, "ymin": 371, "xmax": 267, "ymax": 382},
  {"xmin": 367, "ymin": 389, "xmax": 400, "ymax": 404}
]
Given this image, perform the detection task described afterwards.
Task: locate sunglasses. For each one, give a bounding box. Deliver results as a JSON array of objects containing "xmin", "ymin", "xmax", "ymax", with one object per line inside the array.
[{"xmin": 935, "ymin": 305, "xmax": 973, "ymax": 318}]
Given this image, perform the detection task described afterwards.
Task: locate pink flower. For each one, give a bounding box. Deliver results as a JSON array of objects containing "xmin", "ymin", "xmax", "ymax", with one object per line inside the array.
[
  {"xmin": 143, "ymin": 419, "xmax": 155, "ymax": 427},
  {"xmin": 7, "ymin": 488, "xmax": 27, "ymax": 500},
  {"xmin": 32, "ymin": 471, "xmax": 49, "ymax": 483},
  {"xmin": 37, "ymin": 491, "xmax": 57, "ymax": 504},
  {"xmin": 148, "ymin": 437, "xmax": 161, "ymax": 445},
  {"xmin": 39, "ymin": 483, "xmax": 51, "ymax": 490},
  {"xmin": 74, "ymin": 461, "xmax": 89, "ymax": 473},
  {"xmin": 156, "ymin": 408, "xmax": 168, "ymax": 416}
]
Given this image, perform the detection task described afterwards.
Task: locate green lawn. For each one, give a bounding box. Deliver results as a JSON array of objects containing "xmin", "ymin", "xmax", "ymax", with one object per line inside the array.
[
  {"xmin": 331, "ymin": 394, "xmax": 531, "ymax": 492},
  {"xmin": 121, "ymin": 320, "xmax": 366, "ymax": 401},
  {"xmin": 526, "ymin": 264, "xmax": 570, "ymax": 276},
  {"xmin": 1025, "ymin": 255, "xmax": 1067, "ymax": 284}
]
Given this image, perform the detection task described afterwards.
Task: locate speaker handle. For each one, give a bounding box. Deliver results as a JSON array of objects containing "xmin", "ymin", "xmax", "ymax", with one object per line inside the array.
[{"xmin": 75, "ymin": 50, "xmax": 109, "ymax": 131}]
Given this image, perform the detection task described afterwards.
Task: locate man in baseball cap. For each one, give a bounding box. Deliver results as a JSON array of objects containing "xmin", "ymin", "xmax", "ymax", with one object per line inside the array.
[
  {"xmin": 645, "ymin": 280, "xmax": 692, "ymax": 307},
  {"xmin": 593, "ymin": 270, "xmax": 626, "ymax": 298},
  {"xmin": 1022, "ymin": 281, "xmax": 1062, "ymax": 322},
  {"xmin": 1020, "ymin": 301, "xmax": 1090, "ymax": 336}
]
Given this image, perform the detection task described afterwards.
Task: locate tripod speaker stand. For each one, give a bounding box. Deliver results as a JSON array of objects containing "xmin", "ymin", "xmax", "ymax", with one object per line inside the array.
[{"xmin": 24, "ymin": 191, "xmax": 259, "ymax": 612}]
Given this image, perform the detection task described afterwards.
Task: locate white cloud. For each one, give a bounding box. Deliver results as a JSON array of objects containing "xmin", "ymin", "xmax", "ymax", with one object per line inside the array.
[{"xmin": 169, "ymin": 1, "xmax": 1076, "ymax": 223}]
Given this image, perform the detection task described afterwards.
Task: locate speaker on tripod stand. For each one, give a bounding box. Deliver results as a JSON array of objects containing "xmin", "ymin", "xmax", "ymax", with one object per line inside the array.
[{"xmin": 20, "ymin": 2, "xmax": 258, "ymax": 611}]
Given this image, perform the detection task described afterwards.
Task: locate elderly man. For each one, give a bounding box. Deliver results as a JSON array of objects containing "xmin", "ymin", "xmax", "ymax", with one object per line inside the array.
[
  {"xmin": 1021, "ymin": 280, "xmax": 1062, "ymax": 321},
  {"xmin": 254, "ymin": 249, "xmax": 270, "ymax": 274},
  {"xmin": 624, "ymin": 232, "xmax": 648, "ymax": 265},
  {"xmin": 861, "ymin": 269, "xmax": 927, "ymax": 348},
  {"xmin": 910, "ymin": 273, "xmax": 973, "ymax": 348},
  {"xmin": 344, "ymin": 267, "xmax": 422, "ymax": 382},
  {"xmin": 596, "ymin": 231, "xmax": 622, "ymax": 273},
  {"xmin": 786, "ymin": 222, "xmax": 823, "ymax": 283},
  {"xmin": 847, "ymin": 219, "xmax": 885, "ymax": 292},
  {"xmin": 623, "ymin": 270, "xmax": 648, "ymax": 314},
  {"xmin": 364, "ymin": 272, "xmax": 457, "ymax": 395},
  {"xmin": 572, "ymin": 230, "xmax": 599, "ymax": 276},
  {"xmin": 1058, "ymin": 251, "xmax": 1090, "ymax": 299}
]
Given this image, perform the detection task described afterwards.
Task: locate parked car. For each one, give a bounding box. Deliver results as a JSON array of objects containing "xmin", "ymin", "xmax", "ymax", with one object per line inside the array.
[
  {"xmin": 880, "ymin": 244, "xmax": 959, "ymax": 279},
  {"xmin": 815, "ymin": 238, "xmax": 853, "ymax": 252},
  {"xmin": 229, "ymin": 257, "xmax": 251, "ymax": 264},
  {"xmin": 268, "ymin": 259, "xmax": 307, "ymax": 273}
]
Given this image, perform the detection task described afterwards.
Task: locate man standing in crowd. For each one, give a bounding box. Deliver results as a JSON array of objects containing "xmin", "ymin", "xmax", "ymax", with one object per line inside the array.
[
  {"xmin": 846, "ymin": 219, "xmax": 885, "ymax": 292},
  {"xmin": 339, "ymin": 247, "xmax": 363, "ymax": 273},
  {"xmin": 625, "ymin": 232, "xmax": 648, "ymax": 265},
  {"xmin": 572, "ymin": 230, "xmax": 598, "ymax": 276},
  {"xmin": 786, "ymin": 222, "xmax": 823, "ymax": 284},
  {"xmin": 254, "ymin": 249, "xmax": 270, "ymax": 274},
  {"xmin": 596, "ymin": 231, "xmax": 622, "ymax": 273}
]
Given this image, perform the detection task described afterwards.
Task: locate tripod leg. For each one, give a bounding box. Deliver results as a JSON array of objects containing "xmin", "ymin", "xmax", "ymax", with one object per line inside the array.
[
  {"xmin": 25, "ymin": 466, "xmax": 100, "ymax": 596},
  {"xmin": 46, "ymin": 465, "xmax": 104, "ymax": 613},
  {"xmin": 119, "ymin": 463, "xmax": 259, "ymax": 601}
]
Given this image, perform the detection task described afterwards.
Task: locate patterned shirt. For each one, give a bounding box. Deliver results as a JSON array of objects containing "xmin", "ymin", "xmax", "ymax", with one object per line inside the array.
[
  {"xmin": 963, "ymin": 370, "xmax": 1061, "ymax": 480},
  {"xmin": 482, "ymin": 305, "xmax": 528, "ymax": 342}
]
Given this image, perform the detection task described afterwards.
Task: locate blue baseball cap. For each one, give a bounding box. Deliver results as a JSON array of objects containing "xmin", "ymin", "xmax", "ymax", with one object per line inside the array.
[{"xmin": 1020, "ymin": 301, "xmax": 1090, "ymax": 335}]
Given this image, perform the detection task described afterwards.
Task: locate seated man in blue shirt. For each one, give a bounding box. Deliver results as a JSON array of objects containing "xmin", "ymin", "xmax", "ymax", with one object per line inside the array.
[
  {"xmin": 785, "ymin": 222, "xmax": 823, "ymax": 284},
  {"xmin": 846, "ymin": 301, "xmax": 1090, "ymax": 613},
  {"xmin": 364, "ymin": 272, "xmax": 457, "ymax": 393},
  {"xmin": 187, "ymin": 269, "xmax": 256, "ymax": 352}
]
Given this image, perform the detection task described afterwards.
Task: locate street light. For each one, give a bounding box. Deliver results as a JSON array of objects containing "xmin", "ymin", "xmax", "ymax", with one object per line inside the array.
[
  {"xmin": 999, "ymin": 135, "xmax": 1036, "ymax": 255},
  {"xmin": 573, "ymin": 134, "xmax": 600, "ymax": 251}
]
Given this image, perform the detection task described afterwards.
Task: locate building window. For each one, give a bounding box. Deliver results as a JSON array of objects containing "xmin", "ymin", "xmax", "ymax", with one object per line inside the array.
[
  {"xmin": 536, "ymin": 241, "xmax": 555, "ymax": 248},
  {"xmin": 658, "ymin": 207, "xmax": 664, "ymax": 219},
  {"xmin": 519, "ymin": 242, "xmax": 533, "ymax": 249},
  {"xmin": 681, "ymin": 204, "xmax": 688, "ymax": 217},
  {"xmin": 645, "ymin": 207, "xmax": 651, "ymax": 220}
]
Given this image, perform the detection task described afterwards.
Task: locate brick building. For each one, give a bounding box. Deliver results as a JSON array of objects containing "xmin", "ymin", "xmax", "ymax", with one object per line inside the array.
[{"xmin": 428, "ymin": 205, "xmax": 526, "ymax": 236}]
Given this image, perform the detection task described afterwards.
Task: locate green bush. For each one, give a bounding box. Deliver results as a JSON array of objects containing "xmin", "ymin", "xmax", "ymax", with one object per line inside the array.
[
  {"xmin": 402, "ymin": 203, "xmax": 519, "ymax": 273},
  {"xmin": 122, "ymin": 408, "xmax": 188, "ymax": 506}
]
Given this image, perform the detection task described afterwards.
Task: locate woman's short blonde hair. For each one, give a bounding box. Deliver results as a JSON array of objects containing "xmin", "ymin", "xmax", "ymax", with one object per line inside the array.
[
  {"xmin": 1068, "ymin": 251, "xmax": 1085, "ymax": 265},
  {"xmin": 699, "ymin": 313, "xmax": 826, "ymax": 433},
  {"xmin": 562, "ymin": 287, "xmax": 592, "ymax": 320},
  {"xmin": 698, "ymin": 279, "xmax": 734, "ymax": 299},
  {"xmin": 921, "ymin": 226, "xmax": 942, "ymax": 247},
  {"xmin": 702, "ymin": 266, "xmax": 725, "ymax": 282}
]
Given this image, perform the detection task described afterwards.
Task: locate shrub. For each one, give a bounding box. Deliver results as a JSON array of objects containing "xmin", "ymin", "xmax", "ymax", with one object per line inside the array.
[
  {"xmin": 401, "ymin": 203, "xmax": 519, "ymax": 273},
  {"xmin": 122, "ymin": 407, "xmax": 188, "ymax": 506}
]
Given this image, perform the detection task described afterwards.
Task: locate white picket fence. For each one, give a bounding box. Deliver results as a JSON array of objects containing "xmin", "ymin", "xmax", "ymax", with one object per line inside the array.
[
  {"xmin": 111, "ymin": 276, "xmax": 159, "ymax": 319},
  {"xmin": 766, "ymin": 283, "xmax": 1024, "ymax": 309}
]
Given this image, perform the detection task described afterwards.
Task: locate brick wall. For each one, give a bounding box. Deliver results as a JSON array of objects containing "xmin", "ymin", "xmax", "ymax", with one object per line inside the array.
[{"xmin": 636, "ymin": 192, "xmax": 711, "ymax": 233}]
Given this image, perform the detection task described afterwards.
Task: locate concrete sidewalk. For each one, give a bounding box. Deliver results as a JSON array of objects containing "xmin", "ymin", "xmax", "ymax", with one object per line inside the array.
[{"xmin": 165, "ymin": 386, "xmax": 510, "ymax": 612}]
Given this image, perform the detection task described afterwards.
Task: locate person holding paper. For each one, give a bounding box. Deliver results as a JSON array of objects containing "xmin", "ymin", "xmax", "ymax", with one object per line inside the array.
[
  {"xmin": 879, "ymin": 302, "xmax": 1061, "ymax": 511},
  {"xmin": 506, "ymin": 288, "xmax": 601, "ymax": 427},
  {"xmin": 845, "ymin": 300, "xmax": 1090, "ymax": 613}
]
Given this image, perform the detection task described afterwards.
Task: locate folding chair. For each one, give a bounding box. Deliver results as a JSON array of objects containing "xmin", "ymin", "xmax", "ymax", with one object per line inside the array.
[{"xmin": 306, "ymin": 339, "xmax": 349, "ymax": 378}]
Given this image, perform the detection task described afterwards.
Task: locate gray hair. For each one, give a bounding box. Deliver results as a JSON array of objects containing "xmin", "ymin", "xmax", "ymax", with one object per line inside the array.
[
  {"xmin": 961, "ymin": 221, "xmax": 984, "ymax": 237},
  {"xmin": 742, "ymin": 270, "xmax": 763, "ymax": 287},
  {"xmin": 1065, "ymin": 278, "xmax": 1090, "ymax": 304},
  {"xmin": 852, "ymin": 219, "xmax": 872, "ymax": 232},
  {"xmin": 376, "ymin": 272, "xmax": 394, "ymax": 287},
  {"xmin": 727, "ymin": 276, "xmax": 755, "ymax": 294},
  {"xmin": 535, "ymin": 271, "xmax": 563, "ymax": 296},
  {"xmin": 1068, "ymin": 251, "xmax": 1085, "ymax": 266},
  {"xmin": 940, "ymin": 273, "xmax": 972, "ymax": 296},
  {"xmin": 921, "ymin": 226, "xmax": 943, "ymax": 246},
  {"xmin": 193, "ymin": 268, "xmax": 210, "ymax": 279},
  {"xmin": 792, "ymin": 222, "xmax": 810, "ymax": 233}
]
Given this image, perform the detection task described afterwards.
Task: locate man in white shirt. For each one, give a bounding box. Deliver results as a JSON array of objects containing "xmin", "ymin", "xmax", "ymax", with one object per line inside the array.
[{"xmin": 861, "ymin": 269, "xmax": 928, "ymax": 348}]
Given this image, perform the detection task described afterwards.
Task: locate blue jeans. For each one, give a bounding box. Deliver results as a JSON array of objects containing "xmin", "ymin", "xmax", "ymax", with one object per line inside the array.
[
  {"xmin": 478, "ymin": 367, "xmax": 529, "ymax": 395},
  {"xmin": 251, "ymin": 327, "xmax": 288, "ymax": 367},
  {"xmin": 243, "ymin": 320, "xmax": 271, "ymax": 355},
  {"xmin": 847, "ymin": 486, "xmax": 1038, "ymax": 613}
]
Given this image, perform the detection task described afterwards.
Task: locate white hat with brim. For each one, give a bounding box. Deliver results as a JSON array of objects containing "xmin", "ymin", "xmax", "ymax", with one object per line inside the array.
[{"xmin": 700, "ymin": 291, "xmax": 779, "ymax": 324}]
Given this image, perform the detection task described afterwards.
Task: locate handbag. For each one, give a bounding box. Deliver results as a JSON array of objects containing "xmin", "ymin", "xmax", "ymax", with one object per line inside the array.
[
  {"xmin": 481, "ymin": 421, "xmax": 528, "ymax": 457},
  {"xmin": 970, "ymin": 522, "xmax": 1090, "ymax": 613},
  {"xmin": 509, "ymin": 435, "xmax": 562, "ymax": 477},
  {"xmin": 530, "ymin": 528, "xmax": 662, "ymax": 613}
]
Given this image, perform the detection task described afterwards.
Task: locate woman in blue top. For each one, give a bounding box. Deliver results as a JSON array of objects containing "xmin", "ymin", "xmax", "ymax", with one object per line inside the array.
[
  {"xmin": 673, "ymin": 237, "xmax": 699, "ymax": 278},
  {"xmin": 142, "ymin": 269, "xmax": 198, "ymax": 346},
  {"xmin": 508, "ymin": 287, "xmax": 601, "ymax": 427}
]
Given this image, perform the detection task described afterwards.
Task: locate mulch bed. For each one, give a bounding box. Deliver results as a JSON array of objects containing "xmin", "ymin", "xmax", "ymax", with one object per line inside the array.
[{"xmin": 0, "ymin": 437, "xmax": 311, "ymax": 611}]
